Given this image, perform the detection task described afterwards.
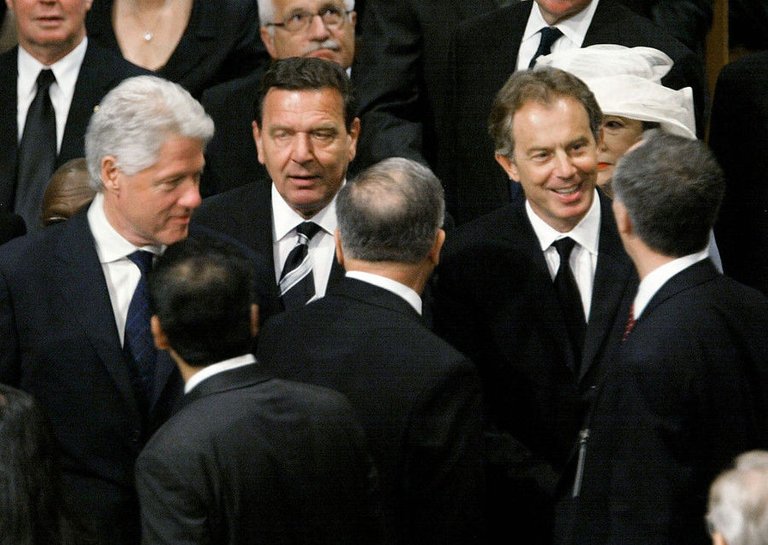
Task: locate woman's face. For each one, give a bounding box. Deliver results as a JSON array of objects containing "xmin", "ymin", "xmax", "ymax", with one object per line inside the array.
[{"xmin": 597, "ymin": 115, "xmax": 645, "ymax": 191}]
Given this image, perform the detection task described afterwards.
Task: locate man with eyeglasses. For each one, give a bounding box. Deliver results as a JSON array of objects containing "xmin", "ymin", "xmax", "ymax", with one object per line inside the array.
[{"xmin": 200, "ymin": 0, "xmax": 356, "ymax": 197}]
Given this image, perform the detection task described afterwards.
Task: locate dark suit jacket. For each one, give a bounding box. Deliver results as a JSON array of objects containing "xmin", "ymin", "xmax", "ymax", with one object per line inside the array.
[
  {"xmin": 0, "ymin": 41, "xmax": 146, "ymax": 216},
  {"xmin": 87, "ymin": 0, "xmax": 269, "ymax": 98},
  {"xmin": 709, "ymin": 52, "xmax": 768, "ymax": 296},
  {"xmin": 447, "ymin": 0, "xmax": 706, "ymax": 224},
  {"xmin": 350, "ymin": 0, "xmax": 497, "ymax": 178},
  {"xmin": 192, "ymin": 180, "xmax": 346, "ymax": 320},
  {"xmin": 0, "ymin": 209, "xmax": 181, "ymax": 545},
  {"xmin": 136, "ymin": 363, "xmax": 383, "ymax": 545},
  {"xmin": 257, "ymin": 277, "xmax": 485, "ymax": 545},
  {"xmin": 566, "ymin": 260, "xmax": 768, "ymax": 545},
  {"xmin": 199, "ymin": 68, "xmax": 267, "ymax": 197},
  {"xmin": 433, "ymin": 191, "xmax": 636, "ymax": 544}
]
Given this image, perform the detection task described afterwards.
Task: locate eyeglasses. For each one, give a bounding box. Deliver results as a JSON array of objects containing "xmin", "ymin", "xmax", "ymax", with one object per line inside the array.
[{"xmin": 266, "ymin": 6, "xmax": 352, "ymax": 33}]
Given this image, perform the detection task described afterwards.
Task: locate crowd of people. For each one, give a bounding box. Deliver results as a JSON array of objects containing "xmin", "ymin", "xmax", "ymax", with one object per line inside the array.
[{"xmin": 0, "ymin": 1, "xmax": 767, "ymax": 545}]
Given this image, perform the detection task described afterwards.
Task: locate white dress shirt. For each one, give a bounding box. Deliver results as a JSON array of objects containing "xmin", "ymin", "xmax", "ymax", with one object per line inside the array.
[
  {"xmin": 632, "ymin": 250, "xmax": 709, "ymax": 319},
  {"xmin": 88, "ymin": 192, "xmax": 163, "ymax": 345},
  {"xmin": 271, "ymin": 183, "xmax": 339, "ymax": 301},
  {"xmin": 517, "ymin": 0, "xmax": 600, "ymax": 71},
  {"xmin": 184, "ymin": 353, "xmax": 256, "ymax": 394},
  {"xmin": 345, "ymin": 270, "xmax": 423, "ymax": 315},
  {"xmin": 526, "ymin": 192, "xmax": 601, "ymax": 320},
  {"xmin": 17, "ymin": 37, "xmax": 88, "ymax": 152}
]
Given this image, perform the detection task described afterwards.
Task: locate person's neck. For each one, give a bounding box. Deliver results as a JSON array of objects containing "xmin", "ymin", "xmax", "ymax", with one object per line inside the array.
[
  {"xmin": 344, "ymin": 259, "xmax": 432, "ymax": 295},
  {"xmin": 21, "ymin": 34, "xmax": 84, "ymax": 66},
  {"xmin": 625, "ymin": 239, "xmax": 675, "ymax": 281}
]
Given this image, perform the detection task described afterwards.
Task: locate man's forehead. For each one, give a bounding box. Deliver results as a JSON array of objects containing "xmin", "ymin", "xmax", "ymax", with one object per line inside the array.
[{"xmin": 264, "ymin": 87, "xmax": 344, "ymax": 113}]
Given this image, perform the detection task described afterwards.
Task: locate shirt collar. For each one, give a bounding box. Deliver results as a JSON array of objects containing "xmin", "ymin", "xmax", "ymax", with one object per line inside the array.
[
  {"xmin": 526, "ymin": 189, "xmax": 601, "ymax": 256},
  {"xmin": 271, "ymin": 182, "xmax": 341, "ymax": 242},
  {"xmin": 185, "ymin": 353, "xmax": 257, "ymax": 394},
  {"xmin": 633, "ymin": 249, "xmax": 710, "ymax": 319},
  {"xmin": 524, "ymin": 0, "xmax": 599, "ymax": 47},
  {"xmin": 345, "ymin": 270, "xmax": 423, "ymax": 315},
  {"xmin": 87, "ymin": 192, "xmax": 163, "ymax": 264},
  {"xmin": 18, "ymin": 37, "xmax": 88, "ymax": 102}
]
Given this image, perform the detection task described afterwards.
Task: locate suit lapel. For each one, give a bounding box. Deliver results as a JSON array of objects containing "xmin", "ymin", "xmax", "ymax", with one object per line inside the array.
[
  {"xmin": 580, "ymin": 192, "xmax": 635, "ymax": 380},
  {"xmin": 53, "ymin": 211, "xmax": 142, "ymax": 420},
  {"xmin": 0, "ymin": 50, "xmax": 18, "ymax": 211}
]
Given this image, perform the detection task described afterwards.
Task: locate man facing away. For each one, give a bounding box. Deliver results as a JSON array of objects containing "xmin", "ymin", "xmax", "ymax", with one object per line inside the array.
[
  {"xmin": 0, "ymin": 75, "xmax": 213, "ymax": 545},
  {"xmin": 433, "ymin": 67, "xmax": 636, "ymax": 544},
  {"xmin": 257, "ymin": 157, "xmax": 485, "ymax": 545},
  {"xmin": 566, "ymin": 131, "xmax": 768, "ymax": 545},
  {"xmin": 136, "ymin": 238, "xmax": 383, "ymax": 545}
]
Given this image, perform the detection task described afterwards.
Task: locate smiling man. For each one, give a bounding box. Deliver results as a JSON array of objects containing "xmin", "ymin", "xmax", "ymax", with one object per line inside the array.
[
  {"xmin": 194, "ymin": 57, "xmax": 358, "ymax": 319},
  {"xmin": 433, "ymin": 67, "xmax": 637, "ymax": 545},
  {"xmin": 0, "ymin": 75, "xmax": 213, "ymax": 545},
  {"xmin": 0, "ymin": 0, "xmax": 146, "ymax": 234}
]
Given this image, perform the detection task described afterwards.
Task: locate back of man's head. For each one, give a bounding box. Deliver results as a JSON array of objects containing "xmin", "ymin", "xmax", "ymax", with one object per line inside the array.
[
  {"xmin": 149, "ymin": 239, "xmax": 255, "ymax": 367},
  {"xmin": 337, "ymin": 157, "xmax": 445, "ymax": 264},
  {"xmin": 707, "ymin": 451, "xmax": 768, "ymax": 545},
  {"xmin": 612, "ymin": 130, "xmax": 724, "ymax": 258},
  {"xmin": 253, "ymin": 56, "xmax": 355, "ymax": 129},
  {"xmin": 489, "ymin": 66, "xmax": 602, "ymax": 159}
]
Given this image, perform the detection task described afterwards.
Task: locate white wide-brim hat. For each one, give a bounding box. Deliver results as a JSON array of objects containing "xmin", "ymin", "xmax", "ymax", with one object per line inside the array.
[
  {"xmin": 584, "ymin": 74, "xmax": 696, "ymax": 139},
  {"xmin": 535, "ymin": 44, "xmax": 674, "ymax": 82}
]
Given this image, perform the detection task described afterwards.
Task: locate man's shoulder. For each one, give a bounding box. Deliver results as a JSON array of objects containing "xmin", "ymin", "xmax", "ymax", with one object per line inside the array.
[
  {"xmin": 443, "ymin": 202, "xmax": 528, "ymax": 261},
  {"xmin": 0, "ymin": 218, "xmax": 82, "ymax": 275},
  {"xmin": 457, "ymin": 1, "xmax": 528, "ymax": 37}
]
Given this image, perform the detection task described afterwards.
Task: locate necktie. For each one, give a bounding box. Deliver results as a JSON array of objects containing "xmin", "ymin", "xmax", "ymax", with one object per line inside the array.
[
  {"xmin": 15, "ymin": 69, "xmax": 57, "ymax": 232},
  {"xmin": 552, "ymin": 237, "xmax": 586, "ymax": 358},
  {"xmin": 529, "ymin": 27, "xmax": 563, "ymax": 69},
  {"xmin": 622, "ymin": 304, "xmax": 636, "ymax": 342},
  {"xmin": 280, "ymin": 221, "xmax": 322, "ymax": 309},
  {"xmin": 125, "ymin": 250, "xmax": 157, "ymax": 408}
]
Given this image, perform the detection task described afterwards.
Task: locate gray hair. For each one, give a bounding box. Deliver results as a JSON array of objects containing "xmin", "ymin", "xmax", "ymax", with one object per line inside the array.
[
  {"xmin": 337, "ymin": 157, "xmax": 445, "ymax": 264},
  {"xmin": 611, "ymin": 130, "xmax": 724, "ymax": 257},
  {"xmin": 85, "ymin": 76, "xmax": 214, "ymax": 192},
  {"xmin": 707, "ymin": 451, "xmax": 768, "ymax": 545},
  {"xmin": 258, "ymin": 0, "xmax": 355, "ymax": 32}
]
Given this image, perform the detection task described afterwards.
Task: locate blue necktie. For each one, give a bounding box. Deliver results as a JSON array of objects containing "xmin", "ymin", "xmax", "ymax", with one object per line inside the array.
[{"xmin": 125, "ymin": 250, "xmax": 157, "ymax": 405}]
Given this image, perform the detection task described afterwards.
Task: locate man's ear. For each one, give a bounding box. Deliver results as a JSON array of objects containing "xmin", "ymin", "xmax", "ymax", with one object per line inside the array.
[
  {"xmin": 150, "ymin": 316, "xmax": 170, "ymax": 350},
  {"xmin": 100, "ymin": 156, "xmax": 120, "ymax": 192},
  {"xmin": 260, "ymin": 26, "xmax": 278, "ymax": 59},
  {"xmin": 252, "ymin": 121, "xmax": 266, "ymax": 166},
  {"xmin": 612, "ymin": 199, "xmax": 633, "ymax": 237},
  {"xmin": 495, "ymin": 153, "xmax": 520, "ymax": 183},
  {"xmin": 428, "ymin": 228, "xmax": 446, "ymax": 266},
  {"xmin": 334, "ymin": 229, "xmax": 345, "ymax": 267},
  {"xmin": 250, "ymin": 304, "xmax": 260, "ymax": 337}
]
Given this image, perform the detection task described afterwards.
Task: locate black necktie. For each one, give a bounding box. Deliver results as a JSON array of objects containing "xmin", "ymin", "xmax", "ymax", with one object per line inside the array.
[
  {"xmin": 529, "ymin": 27, "xmax": 563, "ymax": 69},
  {"xmin": 552, "ymin": 237, "xmax": 586, "ymax": 358},
  {"xmin": 280, "ymin": 221, "xmax": 322, "ymax": 309},
  {"xmin": 125, "ymin": 250, "xmax": 157, "ymax": 408},
  {"xmin": 15, "ymin": 69, "xmax": 57, "ymax": 232}
]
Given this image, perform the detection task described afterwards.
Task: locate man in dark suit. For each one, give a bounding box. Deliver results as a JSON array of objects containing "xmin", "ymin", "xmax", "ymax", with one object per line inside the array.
[
  {"xmin": 709, "ymin": 52, "xmax": 768, "ymax": 296},
  {"xmin": 0, "ymin": 76, "xmax": 215, "ymax": 545},
  {"xmin": 136, "ymin": 238, "xmax": 382, "ymax": 545},
  {"xmin": 433, "ymin": 68, "xmax": 636, "ymax": 545},
  {"xmin": 0, "ymin": 0, "xmax": 146, "ymax": 233},
  {"xmin": 566, "ymin": 131, "xmax": 768, "ymax": 545},
  {"xmin": 447, "ymin": 0, "xmax": 705, "ymax": 224},
  {"xmin": 350, "ymin": 0, "xmax": 498, "ymax": 180},
  {"xmin": 257, "ymin": 157, "xmax": 485, "ymax": 545},
  {"xmin": 194, "ymin": 57, "xmax": 357, "ymax": 319},
  {"xmin": 200, "ymin": 0, "xmax": 356, "ymax": 197}
]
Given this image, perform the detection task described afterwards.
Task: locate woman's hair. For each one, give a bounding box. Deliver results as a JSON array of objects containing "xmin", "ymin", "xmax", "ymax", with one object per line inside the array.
[{"xmin": 0, "ymin": 385, "xmax": 82, "ymax": 545}]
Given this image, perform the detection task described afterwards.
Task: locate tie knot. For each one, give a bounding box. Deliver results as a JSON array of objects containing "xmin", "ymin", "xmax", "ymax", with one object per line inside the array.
[
  {"xmin": 127, "ymin": 250, "xmax": 154, "ymax": 276},
  {"xmin": 295, "ymin": 221, "xmax": 321, "ymax": 241},
  {"xmin": 552, "ymin": 237, "xmax": 576, "ymax": 261},
  {"xmin": 539, "ymin": 26, "xmax": 563, "ymax": 49},
  {"xmin": 36, "ymin": 69, "xmax": 56, "ymax": 92}
]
